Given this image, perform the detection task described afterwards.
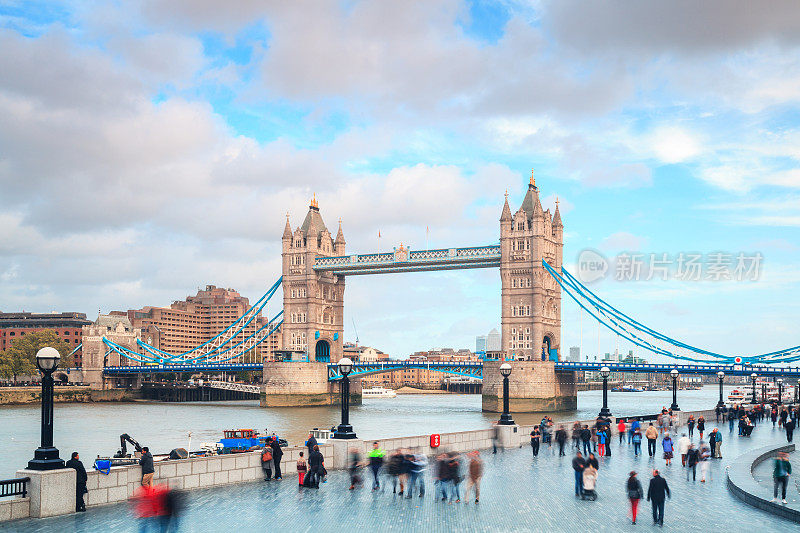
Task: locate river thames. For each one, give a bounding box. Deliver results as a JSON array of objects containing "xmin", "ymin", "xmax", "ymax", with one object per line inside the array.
[{"xmin": 0, "ymin": 386, "xmax": 733, "ymax": 477}]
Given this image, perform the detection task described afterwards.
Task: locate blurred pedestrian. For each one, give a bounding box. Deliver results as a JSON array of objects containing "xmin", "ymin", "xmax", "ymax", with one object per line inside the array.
[
  {"xmin": 580, "ymin": 425, "xmax": 592, "ymax": 455},
  {"xmin": 296, "ymin": 451, "xmax": 308, "ymax": 486},
  {"xmin": 626, "ymin": 471, "xmax": 643, "ymax": 524},
  {"xmin": 348, "ymin": 447, "xmax": 362, "ymax": 490},
  {"xmin": 645, "ymin": 423, "xmax": 658, "ymax": 457},
  {"xmin": 597, "ymin": 426, "xmax": 607, "ymax": 457},
  {"xmin": 662, "ymin": 434, "xmax": 674, "ymax": 466},
  {"xmin": 368, "ymin": 442, "xmax": 385, "ymax": 491},
  {"xmin": 677, "ymin": 434, "xmax": 690, "ymax": 466},
  {"xmin": 465, "ymin": 451, "xmax": 483, "ymax": 504},
  {"xmin": 646, "ymin": 469, "xmax": 670, "ymax": 526},
  {"xmin": 698, "ymin": 440, "xmax": 711, "ymax": 482},
  {"xmin": 447, "ymin": 452, "xmax": 462, "ymax": 503},
  {"xmin": 270, "ymin": 437, "xmax": 283, "ymax": 480},
  {"xmin": 530, "ymin": 426, "xmax": 541, "ymax": 457},
  {"xmin": 555, "ymin": 426, "xmax": 568, "ymax": 456},
  {"xmin": 407, "ymin": 452, "xmax": 427, "ymax": 498},
  {"xmin": 618, "ymin": 419, "xmax": 627, "ymax": 445},
  {"xmin": 772, "ymin": 451, "xmax": 792, "ymax": 504},
  {"xmin": 260, "ymin": 445, "xmax": 274, "ymax": 481},
  {"xmin": 306, "ymin": 444, "xmax": 324, "ymax": 488},
  {"xmin": 387, "ymin": 449, "xmax": 405, "ymax": 495},
  {"xmin": 572, "ymin": 451, "xmax": 586, "ymax": 497},
  {"xmin": 710, "ymin": 428, "xmax": 722, "ymax": 458},
  {"xmin": 587, "ymin": 452, "xmax": 599, "ymax": 470},
  {"xmin": 785, "ymin": 416, "xmax": 795, "ymax": 442},
  {"xmin": 686, "ymin": 444, "xmax": 699, "ymax": 481},
  {"xmin": 632, "ymin": 428, "xmax": 642, "ymax": 457}
]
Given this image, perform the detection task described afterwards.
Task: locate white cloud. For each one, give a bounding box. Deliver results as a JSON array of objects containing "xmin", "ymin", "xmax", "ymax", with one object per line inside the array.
[{"xmin": 647, "ymin": 126, "xmax": 702, "ymax": 164}]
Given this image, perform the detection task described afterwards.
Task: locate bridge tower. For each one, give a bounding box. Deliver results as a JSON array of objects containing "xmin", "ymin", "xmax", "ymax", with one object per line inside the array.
[
  {"xmin": 280, "ymin": 196, "xmax": 345, "ymax": 363},
  {"xmin": 262, "ymin": 198, "xmax": 355, "ymax": 407},
  {"xmin": 499, "ymin": 173, "xmax": 563, "ymax": 361},
  {"xmin": 483, "ymin": 173, "xmax": 575, "ymax": 412},
  {"xmin": 80, "ymin": 314, "xmax": 141, "ymax": 390}
]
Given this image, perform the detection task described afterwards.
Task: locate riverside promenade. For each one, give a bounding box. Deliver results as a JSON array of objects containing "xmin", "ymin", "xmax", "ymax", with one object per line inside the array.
[{"xmin": 2, "ymin": 408, "xmax": 797, "ymax": 532}]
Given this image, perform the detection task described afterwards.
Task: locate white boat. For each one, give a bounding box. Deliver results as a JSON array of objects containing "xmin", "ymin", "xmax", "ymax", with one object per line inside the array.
[
  {"xmin": 362, "ymin": 387, "xmax": 397, "ymax": 398},
  {"xmin": 728, "ymin": 389, "xmax": 746, "ymax": 403}
]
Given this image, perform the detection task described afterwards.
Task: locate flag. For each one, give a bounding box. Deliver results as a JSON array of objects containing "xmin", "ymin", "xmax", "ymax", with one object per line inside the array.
[{"xmin": 378, "ymin": 230, "xmax": 381, "ymax": 238}]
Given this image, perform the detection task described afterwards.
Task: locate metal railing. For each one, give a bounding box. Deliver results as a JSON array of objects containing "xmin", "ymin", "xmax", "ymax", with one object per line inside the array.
[{"xmin": 0, "ymin": 477, "xmax": 29, "ymax": 498}]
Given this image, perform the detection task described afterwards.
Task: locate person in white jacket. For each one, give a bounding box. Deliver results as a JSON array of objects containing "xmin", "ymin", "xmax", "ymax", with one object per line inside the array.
[{"xmin": 677, "ymin": 433, "xmax": 691, "ymax": 467}]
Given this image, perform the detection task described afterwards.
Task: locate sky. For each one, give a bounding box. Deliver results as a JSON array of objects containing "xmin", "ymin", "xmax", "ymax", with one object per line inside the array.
[{"xmin": 1, "ymin": 1, "xmax": 799, "ymax": 361}]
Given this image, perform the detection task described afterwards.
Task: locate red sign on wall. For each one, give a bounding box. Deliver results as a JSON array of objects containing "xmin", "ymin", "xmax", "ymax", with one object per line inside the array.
[{"xmin": 430, "ymin": 434, "xmax": 441, "ymax": 448}]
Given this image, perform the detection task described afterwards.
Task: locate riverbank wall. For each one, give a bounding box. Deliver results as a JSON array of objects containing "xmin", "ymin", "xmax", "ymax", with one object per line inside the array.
[
  {"xmin": 0, "ymin": 387, "xmax": 143, "ymax": 405},
  {"xmin": 1, "ymin": 407, "xmax": 719, "ymax": 523}
]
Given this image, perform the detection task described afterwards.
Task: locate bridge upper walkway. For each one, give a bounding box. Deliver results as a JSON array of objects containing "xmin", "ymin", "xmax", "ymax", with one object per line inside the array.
[{"xmin": 312, "ymin": 245, "xmax": 501, "ymax": 275}]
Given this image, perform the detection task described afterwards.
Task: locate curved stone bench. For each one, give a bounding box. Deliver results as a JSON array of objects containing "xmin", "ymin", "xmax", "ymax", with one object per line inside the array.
[{"xmin": 726, "ymin": 442, "xmax": 798, "ymax": 523}]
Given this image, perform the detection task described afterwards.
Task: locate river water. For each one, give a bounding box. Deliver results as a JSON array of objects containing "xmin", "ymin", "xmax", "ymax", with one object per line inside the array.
[{"xmin": 0, "ymin": 386, "xmax": 730, "ymax": 478}]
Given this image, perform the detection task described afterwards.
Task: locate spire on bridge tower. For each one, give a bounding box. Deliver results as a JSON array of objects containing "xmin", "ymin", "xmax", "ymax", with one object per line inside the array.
[
  {"xmin": 553, "ymin": 197, "xmax": 563, "ymax": 228},
  {"xmin": 334, "ymin": 218, "xmax": 346, "ymax": 254},
  {"xmin": 520, "ymin": 172, "xmax": 543, "ymax": 217},
  {"xmin": 283, "ymin": 213, "xmax": 293, "ymax": 240},
  {"xmin": 500, "ymin": 190, "xmax": 512, "ymax": 222}
]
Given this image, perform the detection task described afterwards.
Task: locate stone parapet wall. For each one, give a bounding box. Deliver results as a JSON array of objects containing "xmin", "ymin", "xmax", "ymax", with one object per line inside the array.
[
  {"xmin": 82, "ymin": 445, "xmax": 333, "ymax": 508},
  {"xmin": 0, "ymin": 497, "xmax": 29, "ymax": 521}
]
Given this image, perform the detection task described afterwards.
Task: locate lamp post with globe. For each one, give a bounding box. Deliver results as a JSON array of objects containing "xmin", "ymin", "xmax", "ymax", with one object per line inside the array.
[
  {"xmin": 599, "ymin": 366, "xmax": 612, "ymax": 418},
  {"xmin": 716, "ymin": 371, "xmax": 725, "ymax": 409},
  {"xmin": 670, "ymin": 369, "xmax": 680, "ymax": 411},
  {"xmin": 498, "ymin": 363, "xmax": 515, "ymax": 425},
  {"xmin": 332, "ymin": 358, "xmax": 357, "ymax": 439},
  {"xmin": 27, "ymin": 347, "xmax": 65, "ymax": 470}
]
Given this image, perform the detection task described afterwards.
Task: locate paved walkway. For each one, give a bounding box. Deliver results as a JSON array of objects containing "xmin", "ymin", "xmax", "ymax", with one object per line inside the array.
[{"xmin": 3, "ymin": 419, "xmax": 797, "ymax": 532}]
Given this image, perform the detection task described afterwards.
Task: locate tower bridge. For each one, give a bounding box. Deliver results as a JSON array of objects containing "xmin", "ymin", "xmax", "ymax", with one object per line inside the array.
[
  {"xmin": 80, "ymin": 171, "xmax": 800, "ymax": 412},
  {"xmin": 269, "ymin": 173, "xmax": 570, "ymax": 410}
]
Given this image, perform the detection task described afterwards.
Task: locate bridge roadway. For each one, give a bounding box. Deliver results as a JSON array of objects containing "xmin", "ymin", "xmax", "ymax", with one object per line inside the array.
[{"xmin": 103, "ymin": 360, "xmax": 800, "ymax": 380}]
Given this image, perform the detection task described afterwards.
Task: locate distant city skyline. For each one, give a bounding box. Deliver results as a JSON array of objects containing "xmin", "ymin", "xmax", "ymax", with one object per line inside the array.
[{"xmin": 1, "ymin": 2, "xmax": 799, "ymax": 360}]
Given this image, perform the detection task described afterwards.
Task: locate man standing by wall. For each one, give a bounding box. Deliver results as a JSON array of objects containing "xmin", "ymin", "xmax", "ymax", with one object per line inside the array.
[
  {"xmin": 65, "ymin": 451, "xmax": 87, "ymax": 512},
  {"xmin": 141, "ymin": 447, "xmax": 155, "ymax": 486}
]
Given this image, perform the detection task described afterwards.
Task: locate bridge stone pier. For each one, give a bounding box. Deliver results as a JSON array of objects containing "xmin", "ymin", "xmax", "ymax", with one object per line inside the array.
[
  {"xmin": 260, "ymin": 362, "xmax": 361, "ymax": 408},
  {"xmin": 482, "ymin": 360, "xmax": 576, "ymax": 412}
]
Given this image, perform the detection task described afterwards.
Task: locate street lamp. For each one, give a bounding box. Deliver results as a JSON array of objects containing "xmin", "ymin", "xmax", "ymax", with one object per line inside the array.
[
  {"xmin": 716, "ymin": 371, "xmax": 725, "ymax": 409},
  {"xmin": 332, "ymin": 358, "xmax": 356, "ymax": 439},
  {"xmin": 777, "ymin": 378, "xmax": 783, "ymax": 405},
  {"xmin": 498, "ymin": 363, "xmax": 515, "ymax": 425},
  {"xmin": 27, "ymin": 347, "xmax": 65, "ymax": 470},
  {"xmin": 599, "ymin": 366, "xmax": 612, "ymax": 418},
  {"xmin": 670, "ymin": 369, "xmax": 680, "ymax": 411},
  {"xmin": 751, "ymin": 373, "xmax": 758, "ymax": 404}
]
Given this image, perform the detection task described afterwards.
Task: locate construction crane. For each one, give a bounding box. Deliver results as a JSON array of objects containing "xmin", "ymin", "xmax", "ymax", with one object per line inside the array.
[{"xmin": 352, "ymin": 318, "xmax": 359, "ymax": 346}]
